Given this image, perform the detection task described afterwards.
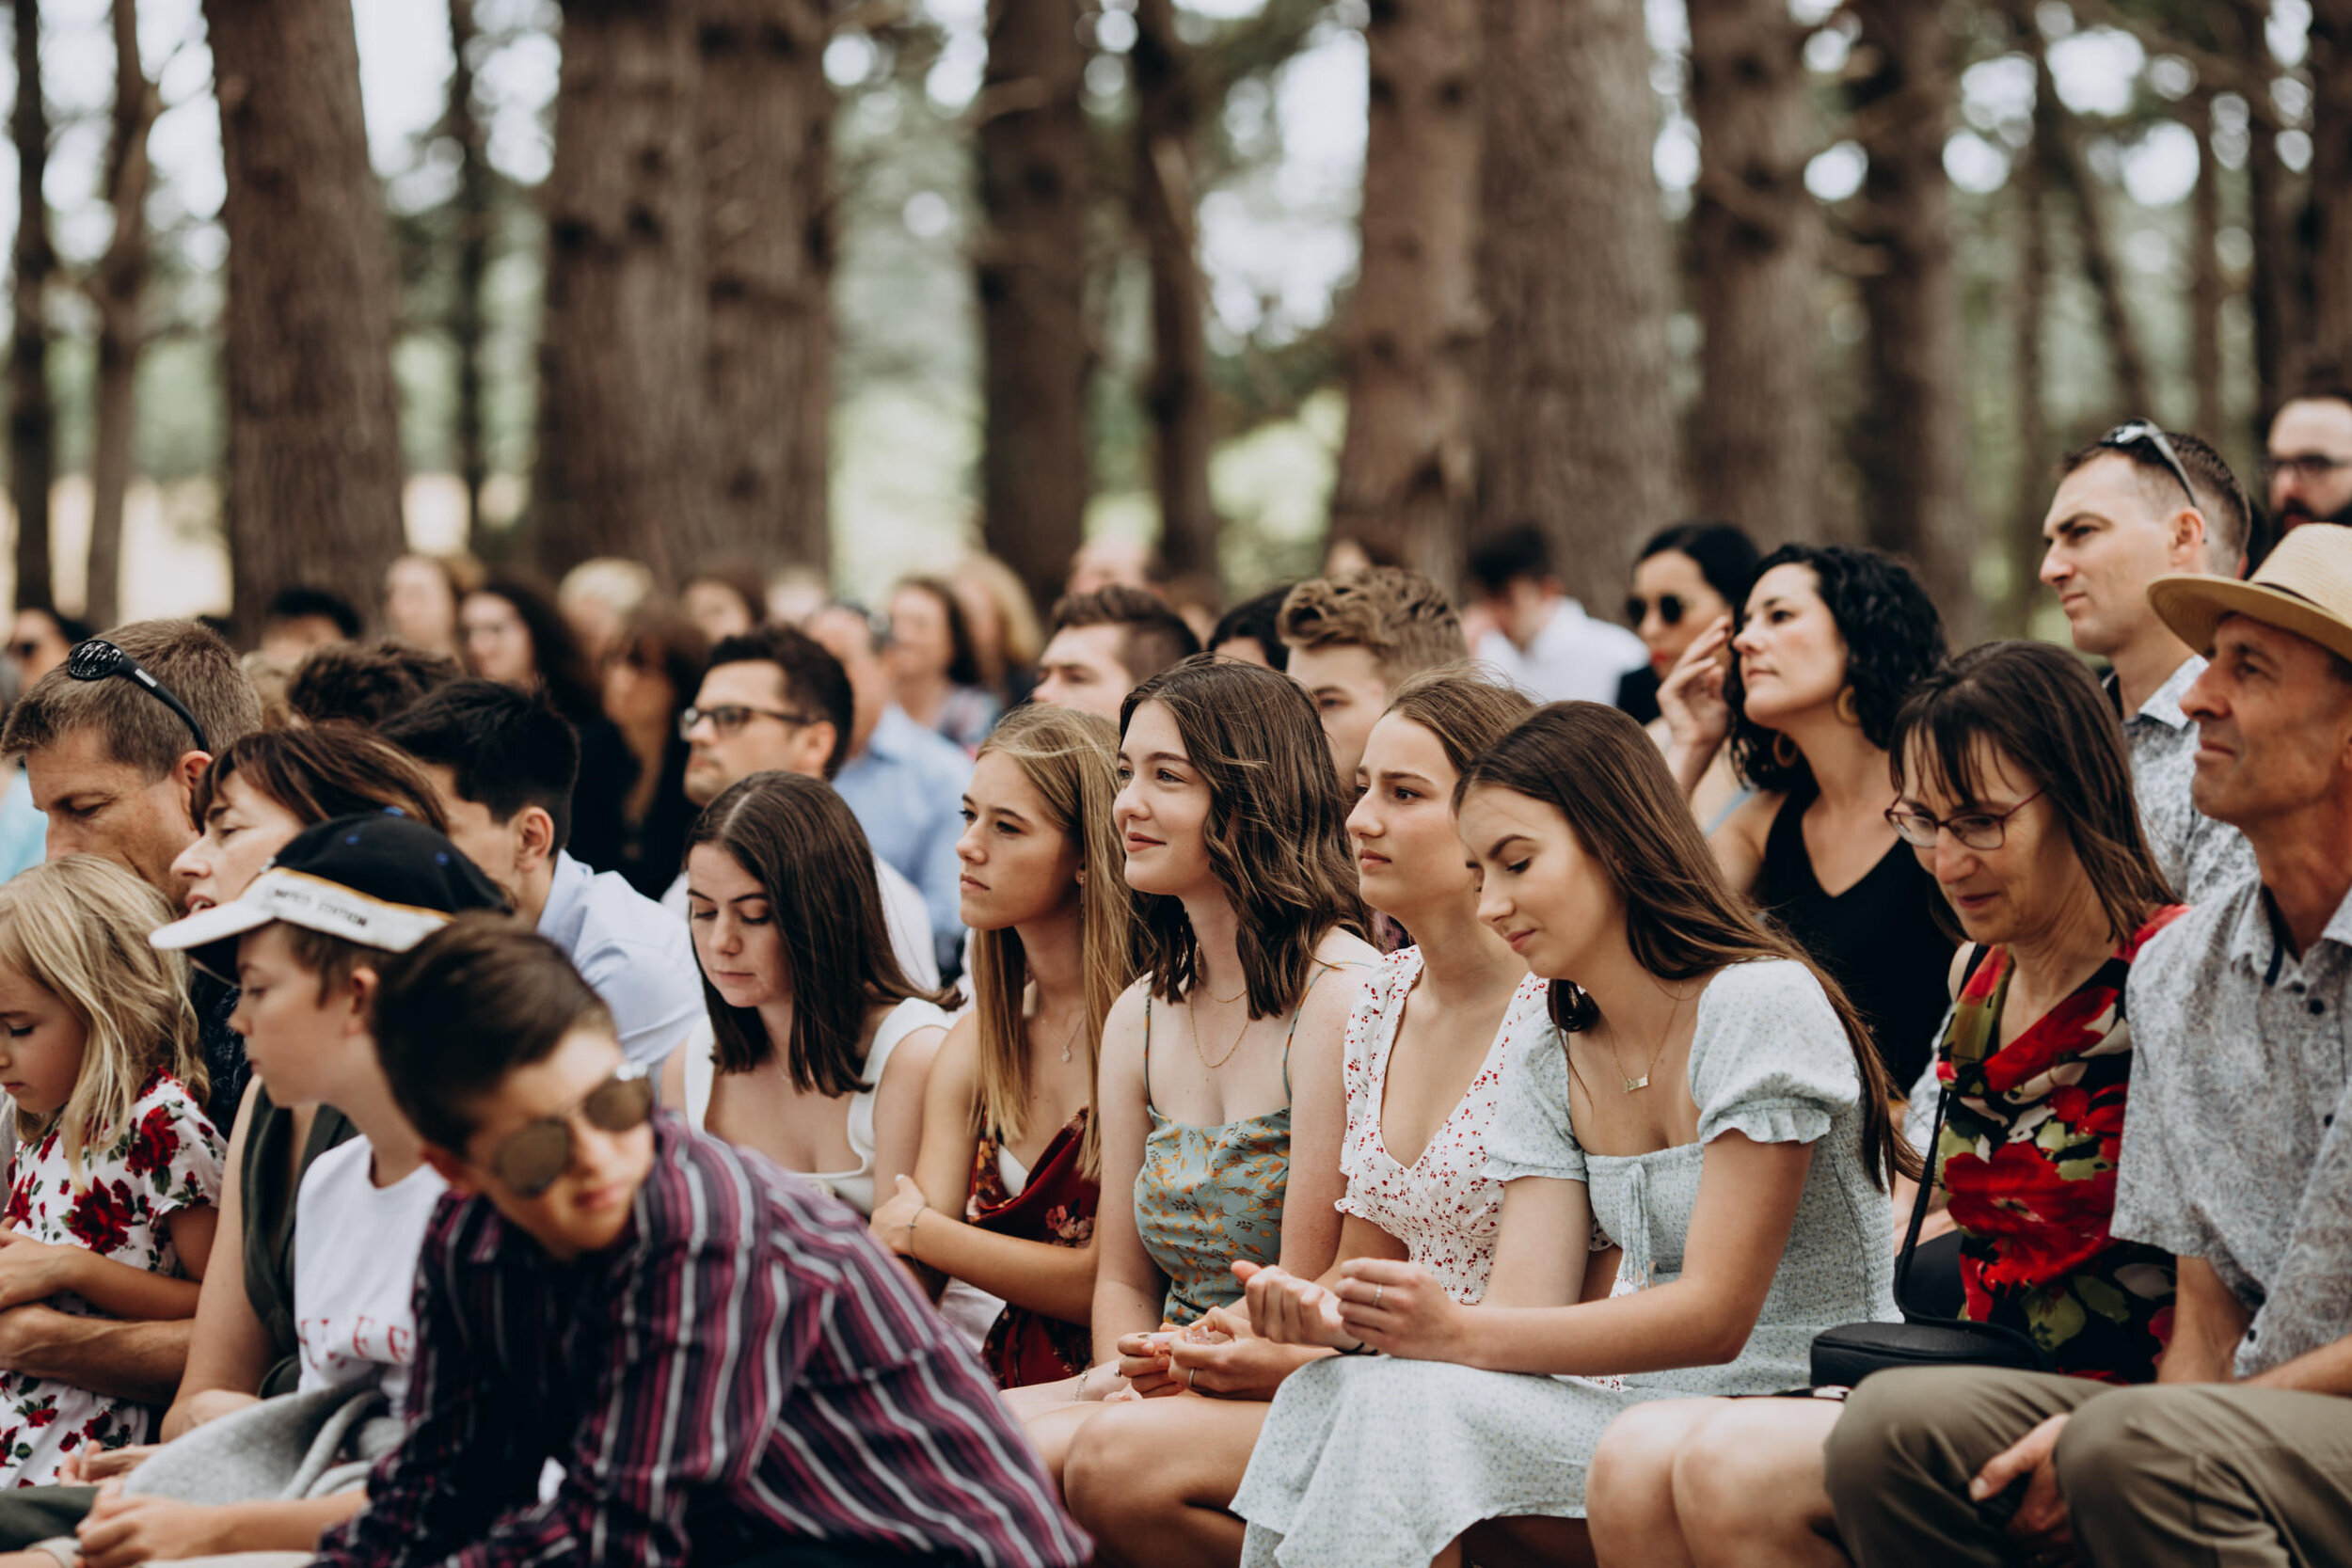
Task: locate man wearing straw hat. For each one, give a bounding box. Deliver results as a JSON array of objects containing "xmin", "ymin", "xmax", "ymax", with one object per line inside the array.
[{"xmin": 1819, "ymin": 522, "xmax": 2352, "ymax": 1568}]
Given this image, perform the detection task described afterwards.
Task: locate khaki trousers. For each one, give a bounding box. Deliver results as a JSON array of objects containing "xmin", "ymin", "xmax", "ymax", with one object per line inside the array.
[{"xmin": 1822, "ymin": 1366, "xmax": 2352, "ymax": 1568}]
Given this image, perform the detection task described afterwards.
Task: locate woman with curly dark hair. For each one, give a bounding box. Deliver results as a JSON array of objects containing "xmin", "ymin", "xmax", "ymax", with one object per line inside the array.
[{"xmin": 1659, "ymin": 544, "xmax": 1952, "ymax": 1086}]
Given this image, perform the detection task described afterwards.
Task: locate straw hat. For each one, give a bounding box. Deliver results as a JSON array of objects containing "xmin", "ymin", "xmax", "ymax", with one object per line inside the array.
[{"xmin": 2148, "ymin": 522, "xmax": 2352, "ymax": 665}]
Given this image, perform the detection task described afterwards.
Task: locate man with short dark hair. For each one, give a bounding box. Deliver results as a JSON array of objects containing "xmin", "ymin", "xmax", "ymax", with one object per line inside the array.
[
  {"xmin": 382, "ymin": 680, "xmax": 700, "ymax": 1070},
  {"xmin": 1208, "ymin": 584, "xmax": 1294, "ymax": 673},
  {"xmin": 285, "ymin": 640, "xmax": 462, "ymax": 727},
  {"xmin": 673, "ymin": 625, "xmax": 939, "ymax": 986},
  {"xmin": 1465, "ymin": 523, "xmax": 1646, "ymax": 705},
  {"xmin": 259, "ymin": 585, "xmax": 364, "ymax": 667},
  {"xmin": 2264, "ymin": 386, "xmax": 2352, "ymax": 546},
  {"xmin": 2042, "ymin": 424, "xmax": 2256, "ymax": 902},
  {"xmin": 1032, "ymin": 585, "xmax": 1200, "ymax": 721}
]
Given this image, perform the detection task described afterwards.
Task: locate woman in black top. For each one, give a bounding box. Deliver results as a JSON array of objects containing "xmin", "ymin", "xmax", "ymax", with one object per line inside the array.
[{"xmin": 1660, "ymin": 544, "xmax": 1952, "ymax": 1088}]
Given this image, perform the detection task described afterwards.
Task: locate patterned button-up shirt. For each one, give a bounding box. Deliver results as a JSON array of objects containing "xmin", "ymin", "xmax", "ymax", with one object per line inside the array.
[
  {"xmin": 2113, "ymin": 878, "xmax": 2352, "ymax": 1377},
  {"xmin": 312, "ymin": 1116, "xmax": 1089, "ymax": 1568},
  {"xmin": 2115, "ymin": 657, "xmax": 2256, "ymax": 905}
]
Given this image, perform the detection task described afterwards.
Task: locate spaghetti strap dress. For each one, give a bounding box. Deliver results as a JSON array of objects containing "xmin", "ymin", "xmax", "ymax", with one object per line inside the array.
[{"xmin": 965, "ymin": 1109, "xmax": 1098, "ymax": 1386}]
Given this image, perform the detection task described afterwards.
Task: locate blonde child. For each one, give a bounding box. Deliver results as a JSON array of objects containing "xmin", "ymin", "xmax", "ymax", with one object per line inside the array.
[{"xmin": 0, "ymin": 856, "xmax": 224, "ymax": 1485}]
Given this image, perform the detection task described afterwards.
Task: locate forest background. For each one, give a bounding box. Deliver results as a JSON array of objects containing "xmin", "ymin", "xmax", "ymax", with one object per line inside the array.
[{"xmin": 0, "ymin": 0, "xmax": 2332, "ymax": 645}]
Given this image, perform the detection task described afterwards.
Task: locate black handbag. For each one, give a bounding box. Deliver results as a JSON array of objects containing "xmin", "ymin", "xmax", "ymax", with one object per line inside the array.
[{"xmin": 1807, "ymin": 1077, "xmax": 2054, "ymax": 1387}]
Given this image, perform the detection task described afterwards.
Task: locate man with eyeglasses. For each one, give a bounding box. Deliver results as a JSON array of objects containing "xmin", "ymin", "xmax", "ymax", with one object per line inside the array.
[
  {"xmin": 2039, "ymin": 423, "xmax": 2256, "ymax": 903},
  {"xmin": 2265, "ymin": 386, "xmax": 2352, "ymax": 543},
  {"xmin": 314, "ymin": 918, "xmax": 1089, "ymax": 1568},
  {"xmin": 667, "ymin": 625, "xmax": 940, "ymax": 987}
]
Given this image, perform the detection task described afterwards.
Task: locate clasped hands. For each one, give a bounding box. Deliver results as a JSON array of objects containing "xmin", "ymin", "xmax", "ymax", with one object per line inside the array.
[{"xmin": 1234, "ymin": 1257, "xmax": 1464, "ymax": 1362}]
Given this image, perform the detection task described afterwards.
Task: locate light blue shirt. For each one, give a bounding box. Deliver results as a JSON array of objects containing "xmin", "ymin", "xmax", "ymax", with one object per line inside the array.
[
  {"xmin": 538, "ymin": 850, "xmax": 702, "ymax": 1071},
  {"xmin": 0, "ymin": 771, "xmax": 43, "ymax": 883},
  {"xmin": 834, "ymin": 705, "xmax": 973, "ymax": 974}
]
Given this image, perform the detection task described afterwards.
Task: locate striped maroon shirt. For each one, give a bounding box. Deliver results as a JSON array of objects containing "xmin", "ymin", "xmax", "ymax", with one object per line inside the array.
[{"xmin": 312, "ymin": 1115, "xmax": 1089, "ymax": 1568}]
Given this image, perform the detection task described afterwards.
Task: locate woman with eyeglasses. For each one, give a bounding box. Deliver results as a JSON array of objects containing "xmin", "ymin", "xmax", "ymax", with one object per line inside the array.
[
  {"xmin": 1585, "ymin": 640, "xmax": 2185, "ymax": 1568},
  {"xmin": 664, "ymin": 771, "xmax": 957, "ymax": 1220},
  {"xmin": 1623, "ymin": 522, "xmax": 1760, "ymax": 828},
  {"xmin": 1660, "ymin": 543, "xmax": 1952, "ymax": 1090}
]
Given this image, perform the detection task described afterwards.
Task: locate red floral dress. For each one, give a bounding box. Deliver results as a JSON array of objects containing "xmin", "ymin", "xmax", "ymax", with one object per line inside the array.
[
  {"xmin": 0, "ymin": 1069, "xmax": 223, "ymax": 1484},
  {"xmin": 965, "ymin": 1111, "xmax": 1096, "ymax": 1387},
  {"xmin": 1934, "ymin": 909, "xmax": 2185, "ymax": 1383}
]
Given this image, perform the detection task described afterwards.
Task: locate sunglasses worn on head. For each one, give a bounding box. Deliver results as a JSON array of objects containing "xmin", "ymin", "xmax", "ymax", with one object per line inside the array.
[
  {"xmin": 65, "ymin": 639, "xmax": 210, "ymax": 752},
  {"xmin": 1626, "ymin": 594, "xmax": 1687, "ymax": 628},
  {"xmin": 2098, "ymin": 420, "xmax": 2197, "ymax": 511},
  {"xmin": 487, "ymin": 1063, "xmax": 656, "ymax": 1197}
]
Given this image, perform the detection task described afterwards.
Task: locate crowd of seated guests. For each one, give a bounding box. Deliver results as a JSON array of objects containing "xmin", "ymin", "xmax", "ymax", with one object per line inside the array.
[{"xmin": 0, "ymin": 405, "xmax": 2343, "ymax": 1565}]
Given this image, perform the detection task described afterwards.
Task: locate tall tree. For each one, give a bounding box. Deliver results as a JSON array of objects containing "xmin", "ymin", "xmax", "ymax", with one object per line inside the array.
[
  {"xmin": 9, "ymin": 0, "xmax": 54, "ymax": 614},
  {"xmin": 446, "ymin": 0, "xmax": 493, "ymax": 552},
  {"xmin": 1685, "ymin": 0, "xmax": 1825, "ymax": 548},
  {"xmin": 204, "ymin": 0, "xmax": 408, "ymax": 638},
  {"xmin": 2029, "ymin": 26, "xmax": 2153, "ymax": 418},
  {"xmin": 1133, "ymin": 0, "xmax": 1218, "ymax": 590},
  {"xmin": 2007, "ymin": 99, "xmax": 2049, "ymax": 638},
  {"xmin": 2308, "ymin": 0, "xmax": 2352, "ymax": 378},
  {"xmin": 534, "ymin": 0, "xmax": 709, "ymax": 581},
  {"xmin": 84, "ymin": 0, "xmax": 155, "ymax": 630},
  {"xmin": 976, "ymin": 0, "xmax": 1090, "ymax": 617},
  {"xmin": 1476, "ymin": 0, "xmax": 1678, "ymax": 604},
  {"xmin": 2186, "ymin": 85, "xmax": 2225, "ymax": 438},
  {"xmin": 696, "ymin": 0, "xmax": 834, "ymax": 573},
  {"xmin": 2225, "ymin": 0, "xmax": 2297, "ymax": 415},
  {"xmin": 1327, "ymin": 0, "xmax": 1480, "ymax": 579},
  {"xmin": 1848, "ymin": 0, "xmax": 1978, "ymax": 637}
]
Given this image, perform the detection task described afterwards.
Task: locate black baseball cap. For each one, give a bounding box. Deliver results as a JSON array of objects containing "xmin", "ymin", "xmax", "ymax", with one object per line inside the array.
[{"xmin": 151, "ymin": 812, "xmax": 509, "ymax": 979}]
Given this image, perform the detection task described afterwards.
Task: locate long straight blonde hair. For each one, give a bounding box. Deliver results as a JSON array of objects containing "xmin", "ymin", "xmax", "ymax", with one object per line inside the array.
[
  {"xmin": 966, "ymin": 705, "xmax": 1138, "ymax": 1176},
  {"xmin": 0, "ymin": 857, "xmax": 203, "ymax": 1186}
]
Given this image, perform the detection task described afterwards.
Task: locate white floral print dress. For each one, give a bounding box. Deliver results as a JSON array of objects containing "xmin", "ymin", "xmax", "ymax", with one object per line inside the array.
[{"xmin": 0, "ymin": 1069, "xmax": 223, "ymax": 1485}]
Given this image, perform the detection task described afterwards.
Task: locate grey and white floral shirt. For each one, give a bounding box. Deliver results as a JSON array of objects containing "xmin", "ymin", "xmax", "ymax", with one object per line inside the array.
[
  {"xmin": 2113, "ymin": 877, "xmax": 2352, "ymax": 1377},
  {"xmin": 2116, "ymin": 657, "xmax": 2256, "ymax": 906}
]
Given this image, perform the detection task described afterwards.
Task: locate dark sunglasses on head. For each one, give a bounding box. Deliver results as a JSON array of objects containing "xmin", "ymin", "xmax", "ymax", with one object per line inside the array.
[
  {"xmin": 487, "ymin": 1063, "xmax": 656, "ymax": 1197},
  {"xmin": 2097, "ymin": 420, "xmax": 2197, "ymax": 510},
  {"xmin": 1626, "ymin": 594, "xmax": 1687, "ymax": 628},
  {"xmin": 66, "ymin": 639, "xmax": 209, "ymax": 752}
]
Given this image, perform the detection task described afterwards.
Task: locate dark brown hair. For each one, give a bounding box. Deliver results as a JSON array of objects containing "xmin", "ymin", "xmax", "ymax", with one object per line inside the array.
[
  {"xmin": 1120, "ymin": 656, "xmax": 1368, "ymax": 1019},
  {"xmin": 1888, "ymin": 641, "xmax": 2176, "ymax": 944},
  {"xmin": 193, "ymin": 722, "xmax": 451, "ymax": 836},
  {"xmin": 683, "ymin": 771, "xmax": 950, "ymax": 1094},
  {"xmin": 1459, "ymin": 702, "xmax": 1915, "ymax": 1188},
  {"xmin": 894, "ymin": 577, "xmax": 983, "ymax": 688},
  {"xmin": 1382, "ymin": 665, "xmax": 1536, "ymax": 774},
  {"xmin": 1048, "ymin": 585, "xmax": 1200, "ymax": 689},
  {"xmin": 286, "ymin": 640, "xmax": 462, "ymax": 727},
  {"xmin": 1, "ymin": 618, "xmax": 263, "ymax": 779}
]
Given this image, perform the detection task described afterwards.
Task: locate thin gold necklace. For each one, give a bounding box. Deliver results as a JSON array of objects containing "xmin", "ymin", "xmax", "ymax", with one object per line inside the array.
[
  {"xmin": 1188, "ymin": 993, "xmax": 1252, "ymax": 1070},
  {"xmin": 1604, "ymin": 991, "xmax": 1685, "ymax": 1093}
]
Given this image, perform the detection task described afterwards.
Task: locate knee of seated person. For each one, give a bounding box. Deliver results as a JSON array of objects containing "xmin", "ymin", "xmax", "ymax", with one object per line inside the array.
[
  {"xmin": 1671, "ymin": 1403, "xmax": 1806, "ymax": 1525},
  {"xmin": 1821, "ymin": 1373, "xmax": 1955, "ymax": 1504},
  {"xmin": 1588, "ymin": 1400, "xmax": 1703, "ymax": 1511},
  {"xmin": 2052, "ymin": 1386, "xmax": 2176, "ymax": 1507},
  {"xmin": 1062, "ymin": 1401, "xmax": 1172, "ymax": 1533}
]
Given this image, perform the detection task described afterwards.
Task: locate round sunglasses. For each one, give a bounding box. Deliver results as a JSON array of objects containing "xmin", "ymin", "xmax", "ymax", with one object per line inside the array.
[
  {"xmin": 1625, "ymin": 594, "xmax": 1688, "ymax": 628},
  {"xmin": 487, "ymin": 1063, "xmax": 656, "ymax": 1197}
]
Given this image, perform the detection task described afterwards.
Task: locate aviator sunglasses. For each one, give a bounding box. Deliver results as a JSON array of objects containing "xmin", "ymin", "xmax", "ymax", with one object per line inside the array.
[{"xmin": 487, "ymin": 1062, "xmax": 657, "ymax": 1197}]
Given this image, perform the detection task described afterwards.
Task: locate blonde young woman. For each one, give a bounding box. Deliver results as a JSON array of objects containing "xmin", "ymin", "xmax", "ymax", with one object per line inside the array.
[
  {"xmin": 1010, "ymin": 657, "xmax": 1378, "ymax": 1482},
  {"xmin": 869, "ymin": 705, "xmax": 1140, "ymax": 1386}
]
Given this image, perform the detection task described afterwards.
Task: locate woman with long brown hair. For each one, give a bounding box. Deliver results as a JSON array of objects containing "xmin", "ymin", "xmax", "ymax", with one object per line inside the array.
[
  {"xmin": 1230, "ymin": 701, "xmax": 1911, "ymax": 1568},
  {"xmin": 867, "ymin": 705, "xmax": 1137, "ymax": 1385},
  {"xmin": 663, "ymin": 770, "xmax": 956, "ymax": 1217}
]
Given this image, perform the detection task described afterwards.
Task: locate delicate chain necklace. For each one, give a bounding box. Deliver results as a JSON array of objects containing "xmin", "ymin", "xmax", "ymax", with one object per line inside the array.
[
  {"xmin": 1026, "ymin": 1002, "xmax": 1085, "ymax": 1064},
  {"xmin": 1188, "ymin": 992, "xmax": 1253, "ymax": 1070},
  {"xmin": 1603, "ymin": 991, "xmax": 1685, "ymax": 1094}
]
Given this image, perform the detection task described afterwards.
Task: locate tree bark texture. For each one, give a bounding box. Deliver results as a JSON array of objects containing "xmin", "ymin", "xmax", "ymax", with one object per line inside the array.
[
  {"xmin": 2308, "ymin": 0, "xmax": 2352, "ymax": 378},
  {"xmin": 204, "ymin": 0, "xmax": 408, "ymax": 640},
  {"xmin": 2228, "ymin": 0, "xmax": 2297, "ymax": 414},
  {"xmin": 535, "ymin": 0, "xmax": 709, "ymax": 582},
  {"xmin": 2007, "ymin": 122, "xmax": 2047, "ymax": 638},
  {"xmin": 697, "ymin": 0, "xmax": 833, "ymax": 573},
  {"xmin": 9, "ymin": 0, "xmax": 54, "ymax": 613},
  {"xmin": 1133, "ymin": 0, "xmax": 1219, "ymax": 590},
  {"xmin": 977, "ymin": 0, "xmax": 1090, "ymax": 620},
  {"xmin": 1685, "ymin": 0, "xmax": 1824, "ymax": 550},
  {"xmin": 1475, "ymin": 0, "xmax": 1678, "ymax": 606},
  {"xmin": 85, "ymin": 0, "xmax": 155, "ymax": 630},
  {"xmin": 447, "ymin": 0, "xmax": 493, "ymax": 552},
  {"xmin": 2186, "ymin": 87, "xmax": 2225, "ymax": 440},
  {"xmin": 1849, "ymin": 0, "xmax": 1978, "ymax": 639}
]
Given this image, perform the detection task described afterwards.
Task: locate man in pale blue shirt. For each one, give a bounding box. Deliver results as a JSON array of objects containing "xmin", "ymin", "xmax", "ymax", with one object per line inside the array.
[
  {"xmin": 382, "ymin": 680, "xmax": 703, "ymax": 1071},
  {"xmin": 808, "ymin": 603, "xmax": 974, "ymax": 976}
]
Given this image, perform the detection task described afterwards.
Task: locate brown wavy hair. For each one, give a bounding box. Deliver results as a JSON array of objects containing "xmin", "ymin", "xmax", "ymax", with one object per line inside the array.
[
  {"xmin": 1120, "ymin": 656, "xmax": 1368, "ymax": 1018},
  {"xmin": 193, "ymin": 722, "xmax": 450, "ymax": 836},
  {"xmin": 1459, "ymin": 701, "xmax": 1915, "ymax": 1187}
]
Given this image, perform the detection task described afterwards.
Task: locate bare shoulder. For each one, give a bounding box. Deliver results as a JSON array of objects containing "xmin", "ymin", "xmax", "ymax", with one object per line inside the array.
[{"xmin": 930, "ymin": 1014, "xmax": 983, "ymax": 1095}]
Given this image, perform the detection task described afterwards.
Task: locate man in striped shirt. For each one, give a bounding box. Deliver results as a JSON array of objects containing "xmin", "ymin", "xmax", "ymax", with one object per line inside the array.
[{"xmin": 313, "ymin": 918, "xmax": 1088, "ymax": 1568}]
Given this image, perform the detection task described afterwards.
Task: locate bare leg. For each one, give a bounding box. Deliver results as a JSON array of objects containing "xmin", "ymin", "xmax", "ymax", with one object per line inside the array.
[
  {"xmin": 1587, "ymin": 1399, "xmax": 1721, "ymax": 1568},
  {"xmin": 1065, "ymin": 1395, "xmax": 1269, "ymax": 1568},
  {"xmin": 1459, "ymin": 1515, "xmax": 1595, "ymax": 1568},
  {"xmin": 1673, "ymin": 1398, "xmax": 1849, "ymax": 1568},
  {"xmin": 1021, "ymin": 1399, "xmax": 1112, "ymax": 1494}
]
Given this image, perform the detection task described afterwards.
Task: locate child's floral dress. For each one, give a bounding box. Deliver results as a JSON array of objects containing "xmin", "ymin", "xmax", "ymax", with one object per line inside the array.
[{"xmin": 0, "ymin": 1069, "xmax": 223, "ymax": 1485}]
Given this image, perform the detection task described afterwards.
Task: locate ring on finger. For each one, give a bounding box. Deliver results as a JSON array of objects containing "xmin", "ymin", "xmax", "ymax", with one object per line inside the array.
[
  {"xmin": 1185, "ymin": 1367, "xmax": 1196, "ymax": 1390},
  {"xmin": 1373, "ymin": 1283, "xmax": 1385, "ymax": 1310}
]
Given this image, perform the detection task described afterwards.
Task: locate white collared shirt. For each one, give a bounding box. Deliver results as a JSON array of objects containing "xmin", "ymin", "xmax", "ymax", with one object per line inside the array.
[
  {"xmin": 539, "ymin": 851, "xmax": 704, "ymax": 1070},
  {"xmin": 1474, "ymin": 598, "xmax": 1648, "ymax": 705}
]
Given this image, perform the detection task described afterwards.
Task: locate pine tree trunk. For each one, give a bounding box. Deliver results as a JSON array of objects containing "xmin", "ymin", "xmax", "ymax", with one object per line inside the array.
[
  {"xmin": 1476, "ymin": 0, "xmax": 1678, "ymax": 606},
  {"xmin": 977, "ymin": 0, "xmax": 1090, "ymax": 619},
  {"xmin": 9, "ymin": 0, "xmax": 54, "ymax": 613},
  {"xmin": 1686, "ymin": 0, "xmax": 1824, "ymax": 549},
  {"xmin": 2033, "ymin": 34, "xmax": 2153, "ymax": 418},
  {"xmin": 2308, "ymin": 0, "xmax": 2352, "ymax": 376},
  {"xmin": 85, "ymin": 0, "xmax": 153, "ymax": 631},
  {"xmin": 448, "ymin": 0, "xmax": 493, "ymax": 552},
  {"xmin": 534, "ymin": 0, "xmax": 708, "ymax": 582},
  {"xmin": 2231, "ymin": 0, "xmax": 2296, "ymax": 415},
  {"xmin": 2007, "ymin": 126, "xmax": 2047, "ymax": 638},
  {"xmin": 2186, "ymin": 87, "xmax": 2226, "ymax": 440},
  {"xmin": 1849, "ymin": 0, "xmax": 1978, "ymax": 639},
  {"xmin": 204, "ymin": 0, "xmax": 408, "ymax": 640},
  {"xmin": 696, "ymin": 0, "xmax": 833, "ymax": 573},
  {"xmin": 1133, "ymin": 0, "xmax": 1218, "ymax": 590}
]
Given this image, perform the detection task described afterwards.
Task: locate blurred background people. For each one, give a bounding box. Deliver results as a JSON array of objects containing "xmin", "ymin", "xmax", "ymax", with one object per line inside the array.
[
  {"xmin": 382, "ymin": 552, "xmax": 476, "ymax": 657},
  {"xmin": 1626, "ymin": 521, "xmax": 1761, "ymax": 826},
  {"xmin": 890, "ymin": 575, "xmax": 1001, "ymax": 751},
  {"xmin": 602, "ymin": 603, "xmax": 708, "ymax": 898},
  {"xmin": 682, "ymin": 561, "xmax": 767, "ymax": 644}
]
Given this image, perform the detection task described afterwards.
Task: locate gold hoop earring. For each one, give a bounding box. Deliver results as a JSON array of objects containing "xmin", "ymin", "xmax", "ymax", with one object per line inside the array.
[
  {"xmin": 1772, "ymin": 733, "xmax": 1801, "ymax": 770},
  {"xmin": 1835, "ymin": 689, "xmax": 1860, "ymax": 726}
]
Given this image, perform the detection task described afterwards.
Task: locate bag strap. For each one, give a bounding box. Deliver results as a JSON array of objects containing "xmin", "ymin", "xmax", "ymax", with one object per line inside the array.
[{"xmin": 1895, "ymin": 942, "xmax": 1992, "ymax": 1315}]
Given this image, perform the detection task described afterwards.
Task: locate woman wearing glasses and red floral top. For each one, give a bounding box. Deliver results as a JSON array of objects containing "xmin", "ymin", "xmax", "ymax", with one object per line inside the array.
[{"xmin": 1588, "ymin": 640, "xmax": 2185, "ymax": 1568}]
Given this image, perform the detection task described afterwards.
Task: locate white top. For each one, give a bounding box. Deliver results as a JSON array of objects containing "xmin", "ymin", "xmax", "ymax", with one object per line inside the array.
[
  {"xmin": 661, "ymin": 851, "xmax": 941, "ymax": 991},
  {"xmin": 293, "ymin": 1137, "xmax": 449, "ymax": 1412},
  {"xmin": 1475, "ymin": 598, "xmax": 1648, "ymax": 705},
  {"xmin": 679, "ymin": 994, "xmax": 954, "ymax": 1216},
  {"xmin": 540, "ymin": 851, "xmax": 703, "ymax": 1070},
  {"xmin": 1334, "ymin": 950, "xmax": 1551, "ymax": 1303}
]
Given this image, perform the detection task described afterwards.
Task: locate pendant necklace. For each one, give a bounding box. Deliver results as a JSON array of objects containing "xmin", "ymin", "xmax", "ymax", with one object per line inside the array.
[{"xmin": 1605, "ymin": 992, "xmax": 1683, "ymax": 1094}]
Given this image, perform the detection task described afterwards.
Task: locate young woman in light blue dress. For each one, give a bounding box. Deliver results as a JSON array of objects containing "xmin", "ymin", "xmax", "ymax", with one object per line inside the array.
[{"xmin": 1231, "ymin": 701, "xmax": 1915, "ymax": 1568}]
